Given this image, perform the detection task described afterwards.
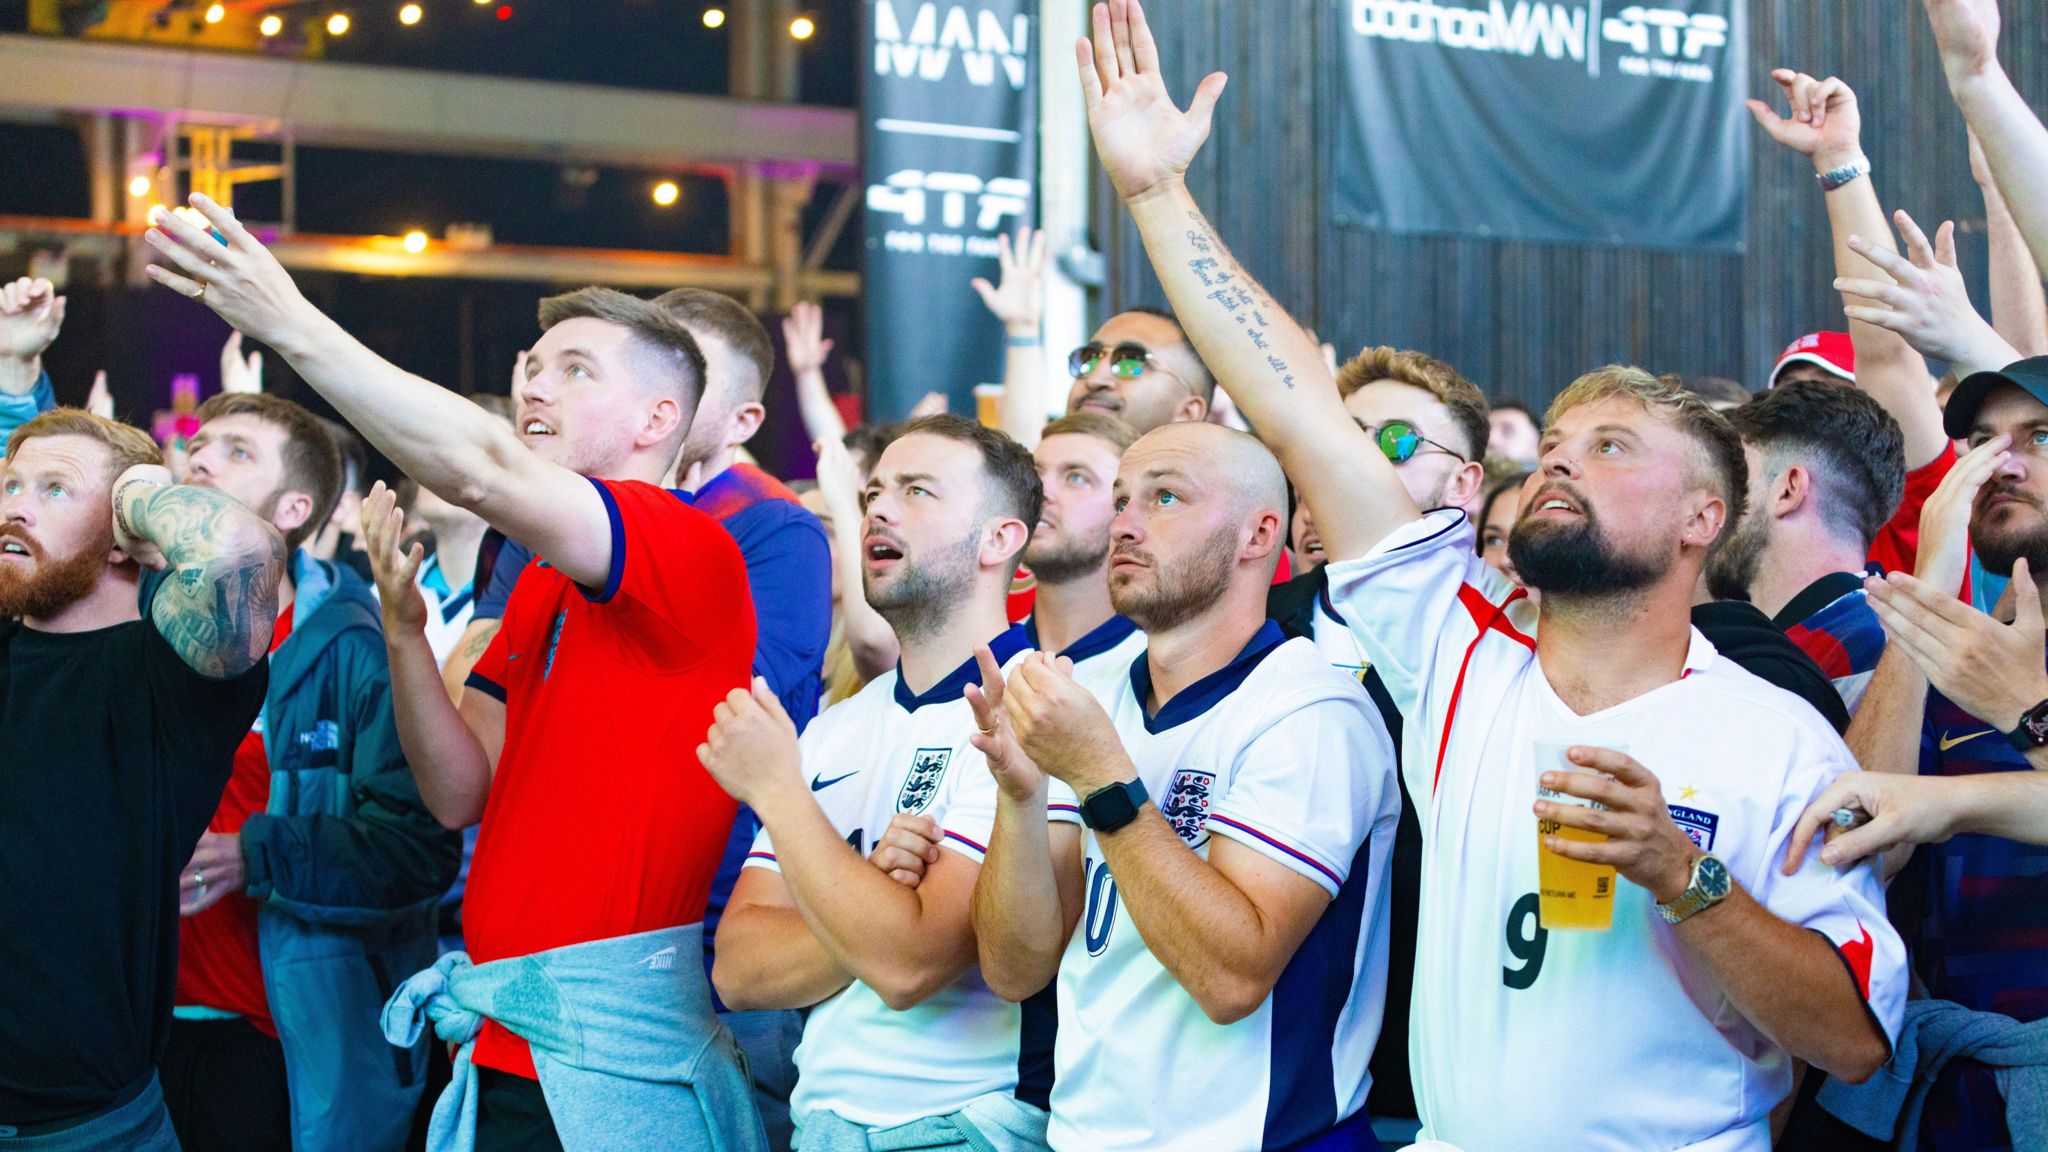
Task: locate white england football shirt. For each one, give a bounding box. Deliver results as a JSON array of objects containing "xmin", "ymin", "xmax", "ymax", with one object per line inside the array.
[
  {"xmin": 745, "ymin": 625, "xmax": 1080, "ymax": 1129},
  {"xmin": 1047, "ymin": 625, "xmax": 1400, "ymax": 1152},
  {"xmin": 1325, "ymin": 511, "xmax": 1908, "ymax": 1152},
  {"xmin": 1022, "ymin": 612, "xmax": 1149, "ymax": 700}
]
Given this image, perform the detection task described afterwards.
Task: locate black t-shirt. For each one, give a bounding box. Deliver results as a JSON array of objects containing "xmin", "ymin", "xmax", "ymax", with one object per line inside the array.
[{"xmin": 0, "ymin": 617, "xmax": 266, "ymax": 1125}]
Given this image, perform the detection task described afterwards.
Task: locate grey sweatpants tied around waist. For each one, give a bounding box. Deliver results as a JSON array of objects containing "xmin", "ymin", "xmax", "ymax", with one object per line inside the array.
[
  {"xmin": 381, "ymin": 923, "xmax": 768, "ymax": 1152},
  {"xmin": 796, "ymin": 1093, "xmax": 1048, "ymax": 1152},
  {"xmin": 0, "ymin": 1074, "xmax": 178, "ymax": 1152}
]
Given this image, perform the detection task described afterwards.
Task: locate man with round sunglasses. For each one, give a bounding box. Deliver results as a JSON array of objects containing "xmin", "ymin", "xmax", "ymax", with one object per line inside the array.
[{"xmin": 1065, "ymin": 307, "xmax": 1216, "ymax": 434}]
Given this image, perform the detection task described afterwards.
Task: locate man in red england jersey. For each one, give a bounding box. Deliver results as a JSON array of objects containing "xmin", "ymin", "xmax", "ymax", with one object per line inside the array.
[{"xmin": 143, "ymin": 197, "xmax": 761, "ymax": 1151}]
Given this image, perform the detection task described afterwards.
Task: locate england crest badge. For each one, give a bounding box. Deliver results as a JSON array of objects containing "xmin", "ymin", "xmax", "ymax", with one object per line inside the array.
[
  {"xmin": 1160, "ymin": 769, "xmax": 1215, "ymax": 845},
  {"xmin": 898, "ymin": 748, "xmax": 952, "ymax": 814}
]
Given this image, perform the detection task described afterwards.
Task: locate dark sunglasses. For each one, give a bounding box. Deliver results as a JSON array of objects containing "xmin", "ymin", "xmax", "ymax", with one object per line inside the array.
[
  {"xmin": 1068, "ymin": 342, "xmax": 1177, "ymax": 383},
  {"xmin": 1361, "ymin": 420, "xmax": 1465, "ymax": 465}
]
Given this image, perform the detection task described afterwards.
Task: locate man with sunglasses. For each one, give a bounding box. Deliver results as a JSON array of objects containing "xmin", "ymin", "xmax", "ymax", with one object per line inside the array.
[
  {"xmin": 1065, "ymin": 307, "xmax": 1217, "ymax": 435},
  {"xmin": 1264, "ymin": 344, "xmax": 1488, "ymax": 1128}
]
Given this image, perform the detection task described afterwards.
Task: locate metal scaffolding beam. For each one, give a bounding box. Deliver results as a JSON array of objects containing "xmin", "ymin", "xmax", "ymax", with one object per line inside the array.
[{"xmin": 0, "ymin": 33, "xmax": 858, "ymax": 174}]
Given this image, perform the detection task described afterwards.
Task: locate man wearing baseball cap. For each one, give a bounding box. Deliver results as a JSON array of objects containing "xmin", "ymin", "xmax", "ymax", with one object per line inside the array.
[{"xmin": 1770, "ymin": 332, "xmax": 1858, "ymax": 389}]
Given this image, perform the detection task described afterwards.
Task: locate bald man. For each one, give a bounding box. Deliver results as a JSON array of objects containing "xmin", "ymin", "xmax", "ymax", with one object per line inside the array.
[
  {"xmin": 967, "ymin": 423, "xmax": 1401, "ymax": 1151},
  {"xmin": 1064, "ymin": 309, "xmax": 1216, "ymax": 434}
]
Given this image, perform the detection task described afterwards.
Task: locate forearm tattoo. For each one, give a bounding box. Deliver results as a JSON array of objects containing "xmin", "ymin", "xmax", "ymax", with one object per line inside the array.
[
  {"xmin": 1183, "ymin": 211, "xmax": 1298, "ymax": 390},
  {"xmin": 128, "ymin": 485, "xmax": 288, "ymax": 678}
]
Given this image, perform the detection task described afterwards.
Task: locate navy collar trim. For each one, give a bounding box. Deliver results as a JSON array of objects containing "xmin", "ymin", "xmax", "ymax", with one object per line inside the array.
[
  {"xmin": 894, "ymin": 624, "xmax": 1032, "ymax": 712},
  {"xmin": 1023, "ymin": 614, "xmax": 1139, "ymax": 665},
  {"xmin": 1129, "ymin": 619, "xmax": 1287, "ymax": 734}
]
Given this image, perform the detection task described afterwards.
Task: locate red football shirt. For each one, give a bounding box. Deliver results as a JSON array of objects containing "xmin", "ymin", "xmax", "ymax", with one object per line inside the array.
[
  {"xmin": 1869, "ymin": 443, "xmax": 1970, "ymax": 600},
  {"xmin": 463, "ymin": 478, "xmax": 755, "ymax": 1078},
  {"xmin": 175, "ymin": 609, "xmax": 292, "ymax": 1039}
]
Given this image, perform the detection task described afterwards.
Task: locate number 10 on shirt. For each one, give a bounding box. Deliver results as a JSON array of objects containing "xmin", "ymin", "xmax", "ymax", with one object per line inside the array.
[{"xmin": 1534, "ymin": 741, "xmax": 1620, "ymax": 931}]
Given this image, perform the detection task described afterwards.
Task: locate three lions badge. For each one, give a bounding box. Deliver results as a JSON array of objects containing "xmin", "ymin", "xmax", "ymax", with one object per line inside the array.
[
  {"xmin": 898, "ymin": 748, "xmax": 952, "ymax": 814},
  {"xmin": 1161, "ymin": 769, "xmax": 1216, "ymax": 845}
]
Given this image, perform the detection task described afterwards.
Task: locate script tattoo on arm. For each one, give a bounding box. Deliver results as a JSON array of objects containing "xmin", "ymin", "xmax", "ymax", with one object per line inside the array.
[
  {"xmin": 131, "ymin": 485, "xmax": 288, "ymax": 679},
  {"xmin": 1184, "ymin": 211, "xmax": 1298, "ymax": 390}
]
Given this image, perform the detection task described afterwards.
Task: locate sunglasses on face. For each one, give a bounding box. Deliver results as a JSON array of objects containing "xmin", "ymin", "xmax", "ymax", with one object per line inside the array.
[
  {"xmin": 1068, "ymin": 342, "xmax": 1170, "ymax": 382},
  {"xmin": 1360, "ymin": 420, "xmax": 1465, "ymax": 465}
]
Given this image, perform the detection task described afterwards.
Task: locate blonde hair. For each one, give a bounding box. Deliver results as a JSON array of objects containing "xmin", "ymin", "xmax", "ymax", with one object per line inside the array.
[
  {"xmin": 8, "ymin": 408, "xmax": 162, "ymax": 483},
  {"xmin": 1546, "ymin": 365, "xmax": 1749, "ymax": 520}
]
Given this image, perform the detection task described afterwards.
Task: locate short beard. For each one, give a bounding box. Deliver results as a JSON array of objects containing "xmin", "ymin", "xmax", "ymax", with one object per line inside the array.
[
  {"xmin": 864, "ymin": 533, "xmax": 980, "ymax": 644},
  {"xmin": 1704, "ymin": 506, "xmax": 1768, "ymax": 603},
  {"xmin": 1509, "ymin": 512, "xmax": 1666, "ymax": 599},
  {"xmin": 1025, "ymin": 531, "xmax": 1111, "ymax": 587},
  {"xmin": 1110, "ymin": 526, "xmax": 1237, "ymax": 633},
  {"xmin": 1973, "ymin": 494, "xmax": 2048, "ymax": 578},
  {"xmin": 0, "ymin": 529, "xmax": 114, "ymax": 621}
]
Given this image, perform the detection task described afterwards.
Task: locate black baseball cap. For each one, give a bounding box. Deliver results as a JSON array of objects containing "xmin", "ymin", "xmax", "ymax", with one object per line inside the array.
[{"xmin": 1944, "ymin": 356, "xmax": 2048, "ymax": 440}]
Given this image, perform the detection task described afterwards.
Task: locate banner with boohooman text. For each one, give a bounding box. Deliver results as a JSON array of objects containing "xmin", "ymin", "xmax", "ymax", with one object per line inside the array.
[
  {"xmin": 1335, "ymin": 0, "xmax": 1749, "ymax": 251},
  {"xmin": 862, "ymin": 0, "xmax": 1039, "ymax": 421}
]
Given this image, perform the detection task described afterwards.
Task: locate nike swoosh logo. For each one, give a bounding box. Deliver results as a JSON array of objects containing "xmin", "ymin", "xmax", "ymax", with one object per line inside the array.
[
  {"xmin": 810, "ymin": 772, "xmax": 858, "ymax": 792},
  {"xmin": 1939, "ymin": 729, "xmax": 1997, "ymax": 752}
]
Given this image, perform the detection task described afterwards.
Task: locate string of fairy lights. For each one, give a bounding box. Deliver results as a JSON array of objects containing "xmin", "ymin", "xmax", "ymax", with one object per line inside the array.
[{"xmin": 188, "ymin": 3, "xmax": 819, "ymax": 43}]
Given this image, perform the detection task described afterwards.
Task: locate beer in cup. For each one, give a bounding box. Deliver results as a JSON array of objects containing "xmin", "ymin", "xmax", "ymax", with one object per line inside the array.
[{"xmin": 1534, "ymin": 740, "xmax": 1621, "ymax": 931}]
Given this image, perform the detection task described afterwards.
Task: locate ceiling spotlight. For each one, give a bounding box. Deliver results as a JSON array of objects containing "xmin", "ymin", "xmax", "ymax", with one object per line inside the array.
[
  {"xmin": 259, "ymin": 12, "xmax": 283, "ymax": 34},
  {"xmin": 402, "ymin": 230, "xmax": 429, "ymax": 254},
  {"xmin": 702, "ymin": 8, "xmax": 726, "ymax": 28},
  {"xmin": 789, "ymin": 15, "xmax": 815, "ymax": 40},
  {"xmin": 399, "ymin": 3, "xmax": 422, "ymax": 25},
  {"xmin": 327, "ymin": 11, "xmax": 351, "ymax": 34},
  {"xmin": 204, "ymin": 3, "xmax": 226, "ymax": 23},
  {"xmin": 652, "ymin": 181, "xmax": 681, "ymax": 207},
  {"xmin": 128, "ymin": 175, "xmax": 153, "ymax": 198}
]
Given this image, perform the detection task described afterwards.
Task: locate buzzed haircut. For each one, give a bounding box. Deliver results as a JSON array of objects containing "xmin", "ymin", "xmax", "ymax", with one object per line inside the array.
[
  {"xmin": 654, "ymin": 288, "xmax": 775, "ymax": 402},
  {"xmin": 8, "ymin": 408, "xmax": 162, "ymax": 484},
  {"xmin": 1729, "ymin": 378, "xmax": 1905, "ymax": 550},
  {"xmin": 1338, "ymin": 346, "xmax": 1491, "ymax": 463},
  {"xmin": 1546, "ymin": 365, "xmax": 1749, "ymax": 527},
  {"xmin": 894, "ymin": 414, "xmax": 1045, "ymax": 535},
  {"xmin": 197, "ymin": 393, "xmax": 345, "ymax": 549},
  {"xmin": 537, "ymin": 287, "xmax": 709, "ymax": 416},
  {"xmin": 1117, "ymin": 306, "xmax": 1216, "ymax": 404},
  {"xmin": 1040, "ymin": 411, "xmax": 1140, "ymax": 454}
]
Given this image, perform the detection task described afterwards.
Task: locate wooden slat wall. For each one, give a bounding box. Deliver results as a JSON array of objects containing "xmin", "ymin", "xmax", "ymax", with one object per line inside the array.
[{"xmin": 1101, "ymin": 0, "xmax": 2048, "ymax": 407}]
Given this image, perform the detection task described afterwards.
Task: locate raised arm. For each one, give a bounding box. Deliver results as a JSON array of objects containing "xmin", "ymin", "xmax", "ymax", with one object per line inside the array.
[
  {"xmin": 1749, "ymin": 70, "xmax": 1948, "ymax": 468},
  {"xmin": 1928, "ymin": 0, "xmax": 2048, "ymax": 277},
  {"xmin": 1079, "ymin": 0, "xmax": 1413, "ymax": 562},
  {"xmin": 115, "ymin": 466, "xmax": 286, "ymax": 679},
  {"xmin": 783, "ymin": 301, "xmax": 848, "ymax": 447},
  {"xmin": 360, "ymin": 483, "xmax": 496, "ymax": 830},
  {"xmin": 815, "ymin": 434, "xmax": 899, "ymax": 679},
  {"xmin": 143, "ymin": 198, "xmax": 614, "ymax": 590},
  {"xmin": 1832, "ymin": 212, "xmax": 2023, "ymax": 383},
  {"xmin": 972, "ymin": 226, "xmax": 1052, "ymax": 448},
  {"xmin": 1973, "ymin": 131, "xmax": 2048, "ymax": 357},
  {"xmin": 699, "ymin": 681, "xmax": 982, "ymax": 1010}
]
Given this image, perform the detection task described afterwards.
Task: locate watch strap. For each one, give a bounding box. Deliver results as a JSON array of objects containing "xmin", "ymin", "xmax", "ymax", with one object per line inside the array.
[
  {"xmin": 1817, "ymin": 159, "xmax": 1870, "ymax": 193},
  {"xmin": 1079, "ymin": 777, "xmax": 1148, "ymax": 833},
  {"xmin": 2007, "ymin": 700, "xmax": 2048, "ymax": 752},
  {"xmin": 1657, "ymin": 855, "xmax": 1729, "ymax": 925}
]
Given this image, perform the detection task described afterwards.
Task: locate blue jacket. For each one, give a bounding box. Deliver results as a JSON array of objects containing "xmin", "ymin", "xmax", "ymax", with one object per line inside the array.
[
  {"xmin": 0, "ymin": 371, "xmax": 56, "ymax": 454},
  {"xmin": 154, "ymin": 553, "xmax": 461, "ymax": 1152}
]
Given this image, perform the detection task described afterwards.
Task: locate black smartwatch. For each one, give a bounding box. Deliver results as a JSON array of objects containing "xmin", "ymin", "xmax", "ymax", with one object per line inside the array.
[
  {"xmin": 2008, "ymin": 699, "xmax": 2048, "ymax": 753},
  {"xmin": 1079, "ymin": 778, "xmax": 1149, "ymax": 833}
]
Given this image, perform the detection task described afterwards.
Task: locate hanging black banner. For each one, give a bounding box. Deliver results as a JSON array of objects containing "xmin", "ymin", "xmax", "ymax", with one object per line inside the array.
[
  {"xmin": 862, "ymin": 0, "xmax": 1039, "ymax": 422},
  {"xmin": 1335, "ymin": 0, "xmax": 1749, "ymax": 251}
]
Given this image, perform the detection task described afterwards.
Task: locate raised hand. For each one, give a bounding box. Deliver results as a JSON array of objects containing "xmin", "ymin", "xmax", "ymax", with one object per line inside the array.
[
  {"xmin": 143, "ymin": 195, "xmax": 311, "ymax": 348},
  {"xmin": 1911, "ymin": 434, "xmax": 2010, "ymax": 595},
  {"xmin": 361, "ymin": 481, "xmax": 428, "ymax": 635},
  {"xmin": 1866, "ymin": 558, "xmax": 2048, "ymax": 732},
  {"xmin": 110, "ymin": 463, "xmax": 176, "ymax": 570},
  {"xmin": 813, "ymin": 435, "xmax": 865, "ymax": 524},
  {"xmin": 1784, "ymin": 770, "xmax": 1968, "ymax": 873},
  {"xmin": 964, "ymin": 644, "xmax": 1047, "ymax": 803},
  {"xmin": 221, "ymin": 330, "xmax": 264, "ymax": 395},
  {"xmin": 1077, "ymin": 0, "xmax": 1228, "ymax": 206},
  {"xmin": 782, "ymin": 301, "xmax": 835, "ymax": 378},
  {"xmin": 1837, "ymin": 211, "xmax": 2021, "ymax": 375},
  {"xmin": 1003, "ymin": 651, "xmax": 1132, "ymax": 795},
  {"xmin": 907, "ymin": 391, "xmax": 949, "ymax": 420},
  {"xmin": 0, "ymin": 277, "xmax": 64, "ymax": 395},
  {"xmin": 1923, "ymin": 0, "xmax": 2002, "ymax": 83},
  {"xmin": 971, "ymin": 227, "xmax": 1048, "ymax": 336},
  {"xmin": 87, "ymin": 371, "xmax": 114, "ymax": 419},
  {"xmin": 1746, "ymin": 69, "xmax": 1864, "ymax": 169},
  {"xmin": 699, "ymin": 678, "xmax": 805, "ymax": 809}
]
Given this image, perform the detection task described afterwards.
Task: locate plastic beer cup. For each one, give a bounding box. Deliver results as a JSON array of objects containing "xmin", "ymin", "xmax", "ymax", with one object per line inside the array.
[{"xmin": 1534, "ymin": 740, "xmax": 1621, "ymax": 931}]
